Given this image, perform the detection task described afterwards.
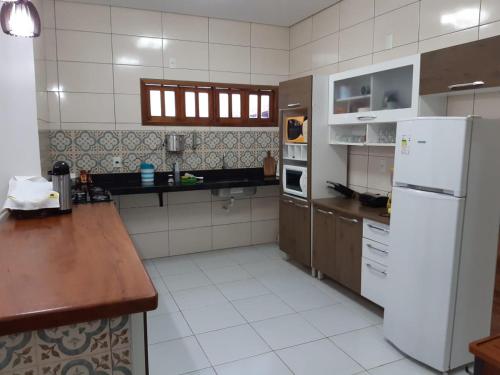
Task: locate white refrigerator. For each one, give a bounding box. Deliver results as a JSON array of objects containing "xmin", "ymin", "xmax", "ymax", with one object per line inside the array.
[{"xmin": 384, "ymin": 117, "xmax": 500, "ymax": 372}]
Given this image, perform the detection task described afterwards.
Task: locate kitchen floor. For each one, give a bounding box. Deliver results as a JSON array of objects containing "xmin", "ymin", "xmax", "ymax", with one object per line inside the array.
[{"xmin": 144, "ymin": 244, "xmax": 468, "ymax": 375}]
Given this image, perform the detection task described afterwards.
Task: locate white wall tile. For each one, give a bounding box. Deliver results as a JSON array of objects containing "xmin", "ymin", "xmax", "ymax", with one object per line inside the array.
[
  {"xmin": 251, "ymin": 48, "xmax": 289, "ymax": 75},
  {"xmin": 446, "ymin": 94, "xmax": 474, "ymax": 116},
  {"xmin": 251, "ymin": 220, "xmax": 278, "ymax": 245},
  {"xmin": 311, "ymin": 33, "xmax": 339, "ymax": 69},
  {"xmin": 251, "ymin": 24, "xmax": 289, "ymax": 50},
  {"xmin": 212, "ymin": 223, "xmax": 251, "ymax": 249},
  {"xmin": 419, "ymin": 0, "xmax": 480, "ymax": 40},
  {"xmin": 114, "ymin": 65, "xmax": 163, "ymax": 94},
  {"xmin": 119, "ymin": 193, "xmax": 161, "ymax": 208},
  {"xmin": 162, "ymin": 13, "xmax": 208, "ymax": 42},
  {"xmin": 169, "ymin": 202, "xmax": 212, "ymax": 230},
  {"xmin": 114, "ymin": 94, "xmax": 141, "ymax": 123},
  {"xmin": 169, "ymin": 227, "xmax": 213, "ymax": 255},
  {"xmin": 474, "ymin": 91, "xmax": 500, "ymax": 118},
  {"xmin": 313, "ymin": 63, "xmax": 339, "ymax": 75},
  {"xmin": 164, "ymin": 40, "xmax": 209, "ymax": 70},
  {"xmin": 60, "ymin": 122, "xmax": 115, "ymax": 130},
  {"xmin": 120, "ymin": 206, "xmax": 169, "ymax": 234},
  {"xmin": 479, "ymin": 21, "xmax": 500, "ymax": 39},
  {"xmin": 112, "ymin": 35, "xmax": 163, "ymax": 67},
  {"xmin": 209, "ymin": 44, "xmax": 250, "ymax": 73},
  {"xmin": 373, "ymin": 3, "xmax": 419, "ymax": 52},
  {"xmin": 56, "ymin": 30, "xmax": 112, "ymax": 63},
  {"xmin": 481, "ymin": 0, "xmax": 500, "ymax": 24},
  {"xmin": 290, "ymin": 18, "xmax": 312, "ymax": 49},
  {"xmin": 47, "ymin": 92, "xmax": 60, "ymax": 123},
  {"xmin": 250, "ymin": 74, "xmax": 288, "ymax": 86},
  {"xmin": 418, "ymin": 27, "xmax": 478, "ymax": 53},
  {"xmin": 290, "ymin": 44, "xmax": 312, "ymax": 74},
  {"xmin": 167, "ymin": 190, "xmax": 212, "ymax": 205},
  {"xmin": 42, "ymin": 0, "xmax": 56, "ymax": 29},
  {"xmin": 313, "ymin": 4, "xmax": 340, "ymax": 40},
  {"xmin": 164, "ymin": 68, "xmax": 210, "ymax": 81},
  {"xmin": 339, "ymin": 55, "xmax": 373, "ymax": 71},
  {"xmin": 339, "ymin": 20, "xmax": 374, "ymax": 61},
  {"xmin": 340, "ymin": 0, "xmax": 375, "ymax": 29},
  {"xmin": 368, "ymin": 146, "xmax": 395, "ymax": 157},
  {"xmin": 209, "ymin": 71, "xmax": 251, "ymax": 84},
  {"xmin": 58, "ymin": 62, "xmax": 113, "ymax": 93},
  {"xmin": 350, "ymin": 145, "xmax": 369, "ymax": 155},
  {"xmin": 46, "ymin": 60, "xmax": 58, "ymax": 91},
  {"xmin": 348, "ymin": 154, "xmax": 368, "ymax": 187},
  {"xmin": 44, "ymin": 28, "xmax": 57, "ymax": 61},
  {"xmin": 36, "ymin": 91, "xmax": 48, "ymax": 122},
  {"xmin": 212, "ymin": 199, "xmax": 251, "ymax": 225},
  {"xmin": 209, "ymin": 19, "xmax": 250, "ymax": 46},
  {"xmin": 251, "ymin": 197, "xmax": 278, "ymax": 221},
  {"xmin": 367, "ymin": 156, "xmax": 394, "ymax": 192},
  {"xmin": 55, "ymin": 2, "xmax": 110, "ymax": 33},
  {"xmin": 132, "ymin": 231, "xmax": 169, "ymax": 259},
  {"xmin": 111, "ymin": 7, "xmax": 162, "ymax": 38},
  {"xmin": 372, "ymin": 42, "xmax": 418, "ymax": 63},
  {"xmin": 60, "ymin": 93, "xmax": 114, "ymax": 123},
  {"xmin": 254, "ymin": 186, "xmax": 279, "ymax": 198},
  {"xmin": 375, "ymin": 0, "xmax": 416, "ymax": 16}
]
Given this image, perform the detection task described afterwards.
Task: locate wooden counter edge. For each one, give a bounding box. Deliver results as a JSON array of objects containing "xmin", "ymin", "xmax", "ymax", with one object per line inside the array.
[
  {"xmin": 312, "ymin": 198, "xmax": 390, "ymax": 225},
  {"xmin": 469, "ymin": 335, "xmax": 500, "ymax": 369}
]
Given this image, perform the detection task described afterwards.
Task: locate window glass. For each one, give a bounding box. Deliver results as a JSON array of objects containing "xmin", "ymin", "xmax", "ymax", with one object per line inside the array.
[
  {"xmin": 185, "ymin": 91, "xmax": 196, "ymax": 117},
  {"xmin": 232, "ymin": 93, "xmax": 241, "ymax": 118},
  {"xmin": 261, "ymin": 95, "xmax": 270, "ymax": 119},
  {"xmin": 249, "ymin": 94, "xmax": 258, "ymax": 119},
  {"xmin": 199, "ymin": 92, "xmax": 209, "ymax": 118},
  {"xmin": 219, "ymin": 93, "xmax": 229, "ymax": 118},
  {"xmin": 164, "ymin": 91, "xmax": 176, "ymax": 117},
  {"xmin": 150, "ymin": 90, "xmax": 161, "ymax": 116}
]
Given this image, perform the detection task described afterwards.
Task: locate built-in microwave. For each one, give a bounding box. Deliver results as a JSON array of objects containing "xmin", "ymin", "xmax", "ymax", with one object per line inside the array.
[{"xmin": 283, "ymin": 165, "xmax": 307, "ymax": 198}]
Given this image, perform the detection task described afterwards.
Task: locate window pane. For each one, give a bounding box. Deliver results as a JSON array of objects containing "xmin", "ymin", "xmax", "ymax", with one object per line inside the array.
[
  {"xmin": 199, "ymin": 92, "xmax": 209, "ymax": 118},
  {"xmin": 261, "ymin": 95, "xmax": 270, "ymax": 119},
  {"xmin": 164, "ymin": 91, "xmax": 176, "ymax": 117},
  {"xmin": 219, "ymin": 93, "xmax": 229, "ymax": 118},
  {"xmin": 185, "ymin": 91, "xmax": 196, "ymax": 117},
  {"xmin": 232, "ymin": 93, "xmax": 241, "ymax": 118},
  {"xmin": 150, "ymin": 90, "xmax": 161, "ymax": 116},
  {"xmin": 249, "ymin": 94, "xmax": 258, "ymax": 119}
]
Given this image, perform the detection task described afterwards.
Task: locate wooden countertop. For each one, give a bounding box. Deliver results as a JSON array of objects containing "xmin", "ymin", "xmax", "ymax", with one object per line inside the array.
[
  {"xmin": 313, "ymin": 197, "xmax": 390, "ymax": 225},
  {"xmin": 470, "ymin": 335, "xmax": 500, "ymax": 369},
  {"xmin": 0, "ymin": 203, "xmax": 157, "ymax": 335}
]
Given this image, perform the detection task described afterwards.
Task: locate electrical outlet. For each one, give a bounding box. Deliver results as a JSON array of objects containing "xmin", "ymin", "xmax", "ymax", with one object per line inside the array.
[{"xmin": 112, "ymin": 156, "xmax": 122, "ymax": 168}]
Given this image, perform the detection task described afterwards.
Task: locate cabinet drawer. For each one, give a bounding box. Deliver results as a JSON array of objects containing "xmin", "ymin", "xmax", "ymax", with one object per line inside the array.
[
  {"xmin": 362, "ymin": 238, "xmax": 389, "ymax": 266},
  {"xmin": 363, "ymin": 219, "xmax": 390, "ymax": 245},
  {"xmin": 361, "ymin": 257, "xmax": 387, "ymax": 308}
]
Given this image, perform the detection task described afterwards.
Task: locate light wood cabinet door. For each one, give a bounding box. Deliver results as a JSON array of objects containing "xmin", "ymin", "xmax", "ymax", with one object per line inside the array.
[
  {"xmin": 313, "ymin": 206, "xmax": 336, "ymax": 278},
  {"xmin": 335, "ymin": 212, "xmax": 362, "ymax": 293},
  {"xmin": 420, "ymin": 35, "xmax": 500, "ymax": 95},
  {"xmin": 279, "ymin": 197, "xmax": 311, "ymax": 267}
]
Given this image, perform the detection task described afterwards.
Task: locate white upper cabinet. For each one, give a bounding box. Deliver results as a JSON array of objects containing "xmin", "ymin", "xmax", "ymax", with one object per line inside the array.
[{"xmin": 328, "ymin": 54, "xmax": 420, "ymax": 126}]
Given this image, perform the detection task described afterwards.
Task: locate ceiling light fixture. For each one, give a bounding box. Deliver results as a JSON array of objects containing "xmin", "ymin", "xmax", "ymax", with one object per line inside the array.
[{"xmin": 1, "ymin": 0, "xmax": 41, "ymax": 38}]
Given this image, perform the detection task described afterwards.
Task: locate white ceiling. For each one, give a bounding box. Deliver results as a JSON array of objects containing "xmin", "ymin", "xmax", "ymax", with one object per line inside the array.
[{"xmin": 65, "ymin": 0, "xmax": 341, "ymax": 26}]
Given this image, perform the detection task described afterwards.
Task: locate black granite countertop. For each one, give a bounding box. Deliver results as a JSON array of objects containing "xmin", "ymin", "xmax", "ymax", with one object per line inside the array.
[{"xmin": 92, "ymin": 168, "xmax": 279, "ymax": 196}]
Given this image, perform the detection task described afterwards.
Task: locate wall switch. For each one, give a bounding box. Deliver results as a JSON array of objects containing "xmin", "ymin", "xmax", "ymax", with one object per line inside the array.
[
  {"xmin": 112, "ymin": 156, "xmax": 122, "ymax": 168},
  {"xmin": 169, "ymin": 57, "xmax": 176, "ymax": 68},
  {"xmin": 385, "ymin": 34, "xmax": 393, "ymax": 50}
]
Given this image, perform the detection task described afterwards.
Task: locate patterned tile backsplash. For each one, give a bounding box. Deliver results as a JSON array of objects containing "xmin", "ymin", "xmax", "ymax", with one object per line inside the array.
[
  {"xmin": 49, "ymin": 129, "xmax": 279, "ymax": 174},
  {"xmin": 0, "ymin": 316, "xmax": 131, "ymax": 375}
]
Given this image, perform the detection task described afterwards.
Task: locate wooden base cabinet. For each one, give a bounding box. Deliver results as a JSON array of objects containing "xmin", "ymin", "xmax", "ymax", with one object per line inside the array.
[
  {"xmin": 313, "ymin": 206, "xmax": 362, "ymax": 293},
  {"xmin": 279, "ymin": 197, "xmax": 311, "ymax": 267}
]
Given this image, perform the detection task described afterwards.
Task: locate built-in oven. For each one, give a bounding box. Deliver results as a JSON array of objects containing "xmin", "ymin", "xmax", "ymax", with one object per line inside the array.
[{"xmin": 283, "ymin": 165, "xmax": 307, "ymax": 198}]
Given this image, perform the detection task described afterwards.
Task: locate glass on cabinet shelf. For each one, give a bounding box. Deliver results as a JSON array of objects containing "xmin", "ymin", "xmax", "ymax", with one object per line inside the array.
[{"xmin": 333, "ymin": 73, "xmax": 372, "ymax": 115}]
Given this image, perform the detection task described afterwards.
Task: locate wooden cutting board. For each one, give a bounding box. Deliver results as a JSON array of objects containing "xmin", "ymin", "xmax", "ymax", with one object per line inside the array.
[{"xmin": 263, "ymin": 151, "xmax": 276, "ymax": 176}]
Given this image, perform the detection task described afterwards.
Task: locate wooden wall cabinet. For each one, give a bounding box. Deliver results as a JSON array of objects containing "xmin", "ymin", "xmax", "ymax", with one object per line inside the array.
[
  {"xmin": 313, "ymin": 206, "xmax": 362, "ymax": 293},
  {"xmin": 420, "ymin": 35, "xmax": 500, "ymax": 95},
  {"xmin": 279, "ymin": 197, "xmax": 311, "ymax": 267}
]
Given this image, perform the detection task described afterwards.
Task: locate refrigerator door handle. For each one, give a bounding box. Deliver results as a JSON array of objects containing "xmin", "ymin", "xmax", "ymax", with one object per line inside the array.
[
  {"xmin": 367, "ymin": 223, "xmax": 389, "ymax": 233},
  {"xmin": 367, "ymin": 263, "xmax": 387, "ymax": 276}
]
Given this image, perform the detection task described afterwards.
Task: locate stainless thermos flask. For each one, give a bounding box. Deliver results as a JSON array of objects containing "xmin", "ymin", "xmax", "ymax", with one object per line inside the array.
[{"xmin": 51, "ymin": 161, "xmax": 72, "ymax": 213}]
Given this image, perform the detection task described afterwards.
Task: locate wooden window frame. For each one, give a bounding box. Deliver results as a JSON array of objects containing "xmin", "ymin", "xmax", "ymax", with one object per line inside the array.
[
  {"xmin": 140, "ymin": 79, "xmax": 278, "ymax": 127},
  {"xmin": 247, "ymin": 90, "xmax": 276, "ymax": 125}
]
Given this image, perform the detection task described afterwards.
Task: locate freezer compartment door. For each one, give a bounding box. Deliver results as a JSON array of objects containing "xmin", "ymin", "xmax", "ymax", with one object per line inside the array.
[
  {"xmin": 383, "ymin": 187, "xmax": 465, "ymax": 372},
  {"xmin": 394, "ymin": 117, "xmax": 471, "ymax": 197}
]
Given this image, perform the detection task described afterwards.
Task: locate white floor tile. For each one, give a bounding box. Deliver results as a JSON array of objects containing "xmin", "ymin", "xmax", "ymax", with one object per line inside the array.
[
  {"xmin": 148, "ymin": 336, "xmax": 210, "ymax": 375},
  {"xmin": 172, "ymin": 285, "xmax": 228, "ymax": 310},
  {"xmin": 227, "ymin": 246, "xmax": 273, "ymax": 264},
  {"xmin": 150, "ymin": 276, "xmax": 168, "ymax": 294},
  {"xmin": 191, "ymin": 252, "xmax": 239, "ymax": 270},
  {"xmin": 253, "ymin": 243, "xmax": 285, "ymax": 259},
  {"xmin": 202, "ymin": 265, "xmax": 252, "ymax": 284},
  {"xmin": 143, "ymin": 259, "xmax": 160, "ymax": 278},
  {"xmin": 257, "ymin": 270, "xmax": 313, "ymax": 294},
  {"xmin": 182, "ymin": 302, "xmax": 246, "ymax": 334},
  {"xmin": 147, "ymin": 311, "xmax": 193, "ymax": 344},
  {"xmin": 300, "ymin": 304, "xmax": 375, "ymax": 336},
  {"xmin": 251, "ymin": 313, "xmax": 324, "ymax": 350},
  {"xmin": 215, "ymin": 352, "xmax": 292, "ymax": 375},
  {"xmin": 183, "ymin": 369, "xmax": 216, "ymax": 375},
  {"xmin": 277, "ymin": 285, "xmax": 340, "ymax": 312},
  {"xmin": 232, "ymin": 294, "xmax": 294, "ymax": 322},
  {"xmin": 148, "ymin": 291, "xmax": 179, "ymax": 317},
  {"xmin": 162, "ymin": 271, "xmax": 212, "ymax": 292},
  {"xmin": 331, "ymin": 326, "xmax": 404, "ymax": 370},
  {"xmin": 276, "ymin": 339, "xmax": 363, "ymax": 375},
  {"xmin": 242, "ymin": 259, "xmax": 292, "ymax": 277},
  {"xmin": 154, "ymin": 257, "xmax": 200, "ymax": 276},
  {"xmin": 196, "ymin": 325, "xmax": 271, "ymax": 366},
  {"xmin": 343, "ymin": 297, "xmax": 384, "ymax": 325},
  {"xmin": 367, "ymin": 358, "xmax": 438, "ymax": 375},
  {"xmin": 217, "ymin": 278, "xmax": 270, "ymax": 301}
]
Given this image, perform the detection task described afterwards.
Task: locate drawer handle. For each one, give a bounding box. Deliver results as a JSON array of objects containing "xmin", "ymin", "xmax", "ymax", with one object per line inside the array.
[
  {"xmin": 367, "ymin": 243, "xmax": 388, "ymax": 255},
  {"xmin": 295, "ymin": 203, "xmax": 309, "ymax": 209},
  {"xmin": 357, "ymin": 115, "xmax": 377, "ymax": 121},
  {"xmin": 281, "ymin": 199, "xmax": 294, "ymax": 205},
  {"xmin": 448, "ymin": 81, "xmax": 485, "ymax": 91},
  {"xmin": 367, "ymin": 263, "xmax": 387, "ymax": 276},
  {"xmin": 339, "ymin": 216, "xmax": 358, "ymax": 224},
  {"xmin": 317, "ymin": 208, "xmax": 334, "ymax": 215},
  {"xmin": 287, "ymin": 103, "xmax": 301, "ymax": 108},
  {"xmin": 367, "ymin": 223, "xmax": 389, "ymax": 233}
]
